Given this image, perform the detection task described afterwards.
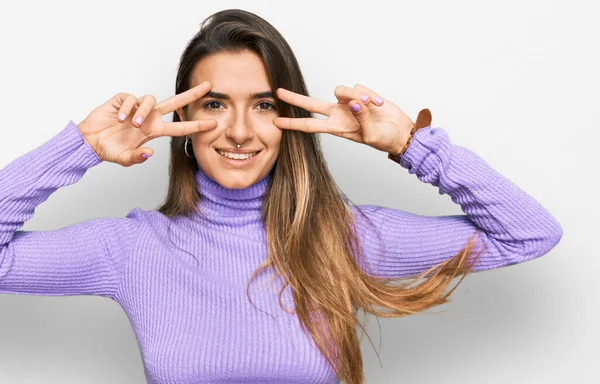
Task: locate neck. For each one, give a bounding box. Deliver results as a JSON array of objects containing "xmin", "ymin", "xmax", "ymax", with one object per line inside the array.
[{"xmin": 194, "ymin": 166, "xmax": 273, "ymax": 218}]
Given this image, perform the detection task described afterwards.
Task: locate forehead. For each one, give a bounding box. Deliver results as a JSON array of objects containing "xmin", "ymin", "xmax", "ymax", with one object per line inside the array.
[{"xmin": 189, "ymin": 51, "xmax": 271, "ymax": 95}]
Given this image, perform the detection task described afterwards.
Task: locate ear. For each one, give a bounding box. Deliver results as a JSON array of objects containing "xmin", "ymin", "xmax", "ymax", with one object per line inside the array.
[{"xmin": 176, "ymin": 107, "xmax": 186, "ymax": 121}]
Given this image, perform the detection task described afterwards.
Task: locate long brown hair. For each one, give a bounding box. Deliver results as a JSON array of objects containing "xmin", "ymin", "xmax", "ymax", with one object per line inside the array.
[{"xmin": 157, "ymin": 9, "xmax": 485, "ymax": 384}]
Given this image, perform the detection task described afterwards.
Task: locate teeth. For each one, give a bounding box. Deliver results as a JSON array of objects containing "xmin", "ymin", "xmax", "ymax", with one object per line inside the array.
[{"xmin": 217, "ymin": 150, "xmax": 259, "ymax": 160}]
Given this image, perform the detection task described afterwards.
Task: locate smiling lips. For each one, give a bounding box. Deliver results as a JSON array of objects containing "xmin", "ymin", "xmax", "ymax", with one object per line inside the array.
[{"xmin": 216, "ymin": 149, "xmax": 261, "ymax": 160}]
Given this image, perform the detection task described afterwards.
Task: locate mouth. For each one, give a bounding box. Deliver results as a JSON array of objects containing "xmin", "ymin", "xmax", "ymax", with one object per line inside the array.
[
  {"xmin": 215, "ymin": 148, "xmax": 262, "ymax": 160},
  {"xmin": 215, "ymin": 148, "xmax": 262, "ymax": 169}
]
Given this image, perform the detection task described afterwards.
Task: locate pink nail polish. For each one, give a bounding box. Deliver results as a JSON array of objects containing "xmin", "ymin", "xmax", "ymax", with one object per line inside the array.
[
  {"xmin": 360, "ymin": 95, "xmax": 368, "ymax": 102},
  {"xmin": 135, "ymin": 116, "xmax": 143, "ymax": 125},
  {"xmin": 375, "ymin": 97, "xmax": 383, "ymax": 104},
  {"xmin": 141, "ymin": 153, "xmax": 151, "ymax": 159},
  {"xmin": 350, "ymin": 104, "xmax": 361, "ymax": 112},
  {"xmin": 119, "ymin": 113, "xmax": 126, "ymax": 121}
]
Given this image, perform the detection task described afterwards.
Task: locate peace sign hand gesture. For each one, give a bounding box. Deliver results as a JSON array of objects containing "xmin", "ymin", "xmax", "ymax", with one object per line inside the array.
[
  {"xmin": 273, "ymin": 84, "xmax": 416, "ymax": 155},
  {"xmin": 77, "ymin": 81, "xmax": 218, "ymax": 167}
]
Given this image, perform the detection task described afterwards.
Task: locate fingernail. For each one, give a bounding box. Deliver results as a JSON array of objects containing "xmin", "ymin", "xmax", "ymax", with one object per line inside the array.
[
  {"xmin": 360, "ymin": 95, "xmax": 369, "ymax": 102},
  {"xmin": 375, "ymin": 97, "xmax": 383, "ymax": 104},
  {"xmin": 118, "ymin": 113, "xmax": 126, "ymax": 121},
  {"xmin": 350, "ymin": 104, "xmax": 361, "ymax": 112},
  {"xmin": 135, "ymin": 116, "xmax": 143, "ymax": 125},
  {"xmin": 141, "ymin": 153, "xmax": 151, "ymax": 159}
]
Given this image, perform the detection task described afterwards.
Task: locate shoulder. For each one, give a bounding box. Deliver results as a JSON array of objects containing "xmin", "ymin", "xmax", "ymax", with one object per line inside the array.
[
  {"xmin": 124, "ymin": 207, "xmax": 180, "ymax": 240},
  {"xmin": 125, "ymin": 207, "xmax": 162, "ymax": 221},
  {"xmin": 348, "ymin": 205, "xmax": 387, "ymax": 244},
  {"xmin": 125, "ymin": 207, "xmax": 171, "ymax": 228},
  {"xmin": 350, "ymin": 204, "xmax": 391, "ymax": 229}
]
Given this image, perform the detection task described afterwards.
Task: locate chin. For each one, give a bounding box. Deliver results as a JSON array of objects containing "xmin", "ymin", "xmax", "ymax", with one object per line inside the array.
[
  {"xmin": 219, "ymin": 177, "xmax": 255, "ymax": 190},
  {"xmin": 211, "ymin": 169, "xmax": 259, "ymax": 190}
]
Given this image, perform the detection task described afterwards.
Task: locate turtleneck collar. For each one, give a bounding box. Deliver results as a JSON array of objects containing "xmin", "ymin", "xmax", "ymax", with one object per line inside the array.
[{"xmin": 194, "ymin": 165, "xmax": 272, "ymax": 218}]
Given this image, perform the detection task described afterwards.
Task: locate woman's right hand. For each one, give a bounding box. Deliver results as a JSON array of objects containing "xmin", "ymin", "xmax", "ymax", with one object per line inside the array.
[{"xmin": 77, "ymin": 81, "xmax": 217, "ymax": 167}]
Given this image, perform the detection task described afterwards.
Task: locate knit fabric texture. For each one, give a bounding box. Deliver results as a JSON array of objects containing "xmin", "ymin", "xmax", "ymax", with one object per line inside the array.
[{"xmin": 0, "ymin": 120, "xmax": 563, "ymax": 383}]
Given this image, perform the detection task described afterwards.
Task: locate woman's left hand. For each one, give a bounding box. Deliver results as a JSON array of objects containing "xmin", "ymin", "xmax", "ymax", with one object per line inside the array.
[{"xmin": 273, "ymin": 84, "xmax": 416, "ymax": 155}]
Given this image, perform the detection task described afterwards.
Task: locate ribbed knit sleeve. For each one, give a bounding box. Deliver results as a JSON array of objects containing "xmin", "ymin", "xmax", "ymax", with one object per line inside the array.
[
  {"xmin": 353, "ymin": 126, "xmax": 563, "ymax": 279},
  {"xmin": 0, "ymin": 120, "xmax": 141, "ymax": 299}
]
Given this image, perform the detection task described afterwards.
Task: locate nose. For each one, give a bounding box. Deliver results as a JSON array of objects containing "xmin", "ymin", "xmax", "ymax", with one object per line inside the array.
[{"xmin": 224, "ymin": 110, "xmax": 254, "ymax": 147}]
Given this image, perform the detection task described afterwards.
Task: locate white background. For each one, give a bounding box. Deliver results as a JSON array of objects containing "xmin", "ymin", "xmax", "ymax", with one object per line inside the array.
[{"xmin": 0, "ymin": 0, "xmax": 596, "ymax": 382}]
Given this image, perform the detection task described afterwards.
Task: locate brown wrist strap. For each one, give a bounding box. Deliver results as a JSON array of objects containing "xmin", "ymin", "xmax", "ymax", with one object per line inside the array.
[{"xmin": 387, "ymin": 108, "xmax": 432, "ymax": 164}]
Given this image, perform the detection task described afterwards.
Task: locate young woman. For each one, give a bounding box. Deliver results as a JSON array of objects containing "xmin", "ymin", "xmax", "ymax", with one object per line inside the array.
[{"xmin": 0, "ymin": 8, "xmax": 562, "ymax": 384}]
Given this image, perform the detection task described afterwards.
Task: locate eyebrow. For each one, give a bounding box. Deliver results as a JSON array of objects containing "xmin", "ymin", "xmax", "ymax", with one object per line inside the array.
[{"xmin": 203, "ymin": 91, "xmax": 274, "ymax": 100}]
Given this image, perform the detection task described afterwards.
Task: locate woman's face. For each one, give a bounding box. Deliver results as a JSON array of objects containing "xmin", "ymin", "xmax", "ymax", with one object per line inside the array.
[{"xmin": 177, "ymin": 50, "xmax": 282, "ymax": 189}]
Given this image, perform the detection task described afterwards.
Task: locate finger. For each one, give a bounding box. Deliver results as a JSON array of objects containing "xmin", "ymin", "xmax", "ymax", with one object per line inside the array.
[
  {"xmin": 155, "ymin": 81, "xmax": 212, "ymax": 116},
  {"xmin": 157, "ymin": 119, "xmax": 218, "ymax": 137},
  {"xmin": 334, "ymin": 84, "xmax": 384, "ymax": 106},
  {"xmin": 273, "ymin": 116, "xmax": 328, "ymax": 133},
  {"xmin": 348, "ymin": 99, "xmax": 380, "ymax": 144},
  {"xmin": 275, "ymin": 88, "xmax": 331, "ymax": 116},
  {"xmin": 334, "ymin": 85, "xmax": 374, "ymax": 105},
  {"xmin": 132, "ymin": 94, "xmax": 157, "ymax": 127},
  {"xmin": 354, "ymin": 84, "xmax": 384, "ymax": 106},
  {"xmin": 116, "ymin": 94, "xmax": 139, "ymax": 123},
  {"xmin": 124, "ymin": 147, "xmax": 155, "ymax": 167}
]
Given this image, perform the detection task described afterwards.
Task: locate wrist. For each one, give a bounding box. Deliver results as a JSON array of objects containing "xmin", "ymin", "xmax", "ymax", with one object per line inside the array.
[
  {"xmin": 77, "ymin": 120, "xmax": 97, "ymax": 152},
  {"xmin": 387, "ymin": 108, "xmax": 432, "ymax": 164}
]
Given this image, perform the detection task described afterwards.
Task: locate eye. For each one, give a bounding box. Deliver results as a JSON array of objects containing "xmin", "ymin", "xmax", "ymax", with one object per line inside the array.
[
  {"xmin": 256, "ymin": 101, "xmax": 276, "ymax": 112},
  {"xmin": 202, "ymin": 101, "xmax": 224, "ymax": 111}
]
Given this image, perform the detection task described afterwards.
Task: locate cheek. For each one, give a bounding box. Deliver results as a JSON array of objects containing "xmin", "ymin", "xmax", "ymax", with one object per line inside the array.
[
  {"xmin": 191, "ymin": 134, "xmax": 218, "ymax": 163},
  {"xmin": 255, "ymin": 123, "xmax": 283, "ymax": 148},
  {"xmin": 194, "ymin": 129, "xmax": 221, "ymax": 146}
]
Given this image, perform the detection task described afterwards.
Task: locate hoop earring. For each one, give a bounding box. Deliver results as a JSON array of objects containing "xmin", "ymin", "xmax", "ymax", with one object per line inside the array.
[{"xmin": 184, "ymin": 135, "xmax": 194, "ymax": 159}]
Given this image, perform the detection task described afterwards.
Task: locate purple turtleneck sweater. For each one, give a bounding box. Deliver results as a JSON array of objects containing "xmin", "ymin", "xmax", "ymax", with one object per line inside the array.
[{"xmin": 0, "ymin": 120, "xmax": 562, "ymax": 383}]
